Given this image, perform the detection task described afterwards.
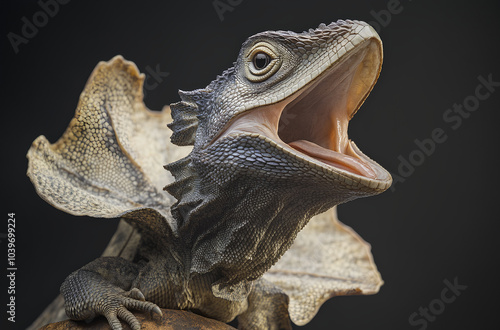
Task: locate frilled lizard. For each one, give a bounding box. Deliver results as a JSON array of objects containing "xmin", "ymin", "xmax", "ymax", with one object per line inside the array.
[{"xmin": 27, "ymin": 20, "xmax": 392, "ymax": 329}]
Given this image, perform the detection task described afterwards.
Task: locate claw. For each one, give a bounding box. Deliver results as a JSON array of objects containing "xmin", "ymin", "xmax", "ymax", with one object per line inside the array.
[
  {"xmin": 152, "ymin": 305, "xmax": 163, "ymax": 317},
  {"xmin": 128, "ymin": 288, "xmax": 146, "ymax": 301}
]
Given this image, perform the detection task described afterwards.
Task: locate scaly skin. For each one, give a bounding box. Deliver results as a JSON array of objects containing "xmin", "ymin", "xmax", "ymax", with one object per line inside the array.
[{"xmin": 29, "ymin": 19, "xmax": 391, "ymax": 329}]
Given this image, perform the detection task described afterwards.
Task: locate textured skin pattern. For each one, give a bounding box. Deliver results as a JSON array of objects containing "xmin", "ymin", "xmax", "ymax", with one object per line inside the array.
[{"xmin": 28, "ymin": 20, "xmax": 390, "ymax": 330}]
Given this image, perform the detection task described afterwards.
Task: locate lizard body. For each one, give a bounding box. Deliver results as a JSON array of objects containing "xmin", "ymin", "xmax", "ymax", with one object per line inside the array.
[{"xmin": 27, "ymin": 20, "xmax": 391, "ymax": 329}]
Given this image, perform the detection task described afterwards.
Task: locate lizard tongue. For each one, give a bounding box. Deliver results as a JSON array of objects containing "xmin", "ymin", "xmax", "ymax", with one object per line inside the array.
[{"xmin": 288, "ymin": 140, "xmax": 376, "ymax": 179}]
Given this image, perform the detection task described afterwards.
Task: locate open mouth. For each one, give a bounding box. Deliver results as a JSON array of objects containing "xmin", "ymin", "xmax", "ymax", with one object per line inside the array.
[{"xmin": 216, "ymin": 36, "xmax": 389, "ymax": 186}]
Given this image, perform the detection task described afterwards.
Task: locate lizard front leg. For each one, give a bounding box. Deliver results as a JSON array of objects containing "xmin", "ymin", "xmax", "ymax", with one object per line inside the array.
[{"xmin": 60, "ymin": 256, "xmax": 162, "ymax": 330}]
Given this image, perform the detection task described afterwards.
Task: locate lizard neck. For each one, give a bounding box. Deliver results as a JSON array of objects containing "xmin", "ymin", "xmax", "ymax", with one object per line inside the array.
[{"xmin": 164, "ymin": 152, "xmax": 338, "ymax": 286}]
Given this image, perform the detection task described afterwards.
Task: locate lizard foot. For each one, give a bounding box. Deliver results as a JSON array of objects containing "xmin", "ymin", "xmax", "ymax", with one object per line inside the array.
[
  {"xmin": 100, "ymin": 288, "xmax": 162, "ymax": 330},
  {"xmin": 61, "ymin": 257, "xmax": 163, "ymax": 329}
]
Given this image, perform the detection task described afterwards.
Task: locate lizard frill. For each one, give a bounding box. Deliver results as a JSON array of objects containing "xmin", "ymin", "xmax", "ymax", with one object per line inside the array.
[{"xmin": 26, "ymin": 55, "xmax": 185, "ymax": 236}]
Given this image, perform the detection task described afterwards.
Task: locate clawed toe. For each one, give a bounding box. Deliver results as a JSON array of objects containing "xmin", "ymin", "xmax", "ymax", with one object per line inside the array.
[{"xmin": 99, "ymin": 290, "xmax": 162, "ymax": 329}]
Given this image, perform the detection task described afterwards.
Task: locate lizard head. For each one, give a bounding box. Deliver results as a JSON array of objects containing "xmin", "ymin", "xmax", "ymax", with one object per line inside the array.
[{"xmin": 168, "ymin": 20, "xmax": 391, "ymax": 210}]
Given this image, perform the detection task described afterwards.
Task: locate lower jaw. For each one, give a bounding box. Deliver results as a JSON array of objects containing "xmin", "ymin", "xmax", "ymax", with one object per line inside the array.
[{"xmin": 288, "ymin": 140, "xmax": 376, "ymax": 178}]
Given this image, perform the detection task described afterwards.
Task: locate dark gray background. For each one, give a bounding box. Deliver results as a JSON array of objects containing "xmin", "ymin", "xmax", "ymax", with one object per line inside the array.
[{"xmin": 2, "ymin": 0, "xmax": 500, "ymax": 329}]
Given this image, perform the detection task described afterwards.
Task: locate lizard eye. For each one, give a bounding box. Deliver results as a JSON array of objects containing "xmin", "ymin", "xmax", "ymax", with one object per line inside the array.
[
  {"xmin": 253, "ymin": 53, "xmax": 270, "ymax": 70},
  {"xmin": 245, "ymin": 42, "xmax": 282, "ymax": 82}
]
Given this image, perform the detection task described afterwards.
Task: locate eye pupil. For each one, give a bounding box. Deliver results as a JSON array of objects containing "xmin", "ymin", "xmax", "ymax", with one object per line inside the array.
[{"xmin": 253, "ymin": 52, "xmax": 270, "ymax": 70}]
